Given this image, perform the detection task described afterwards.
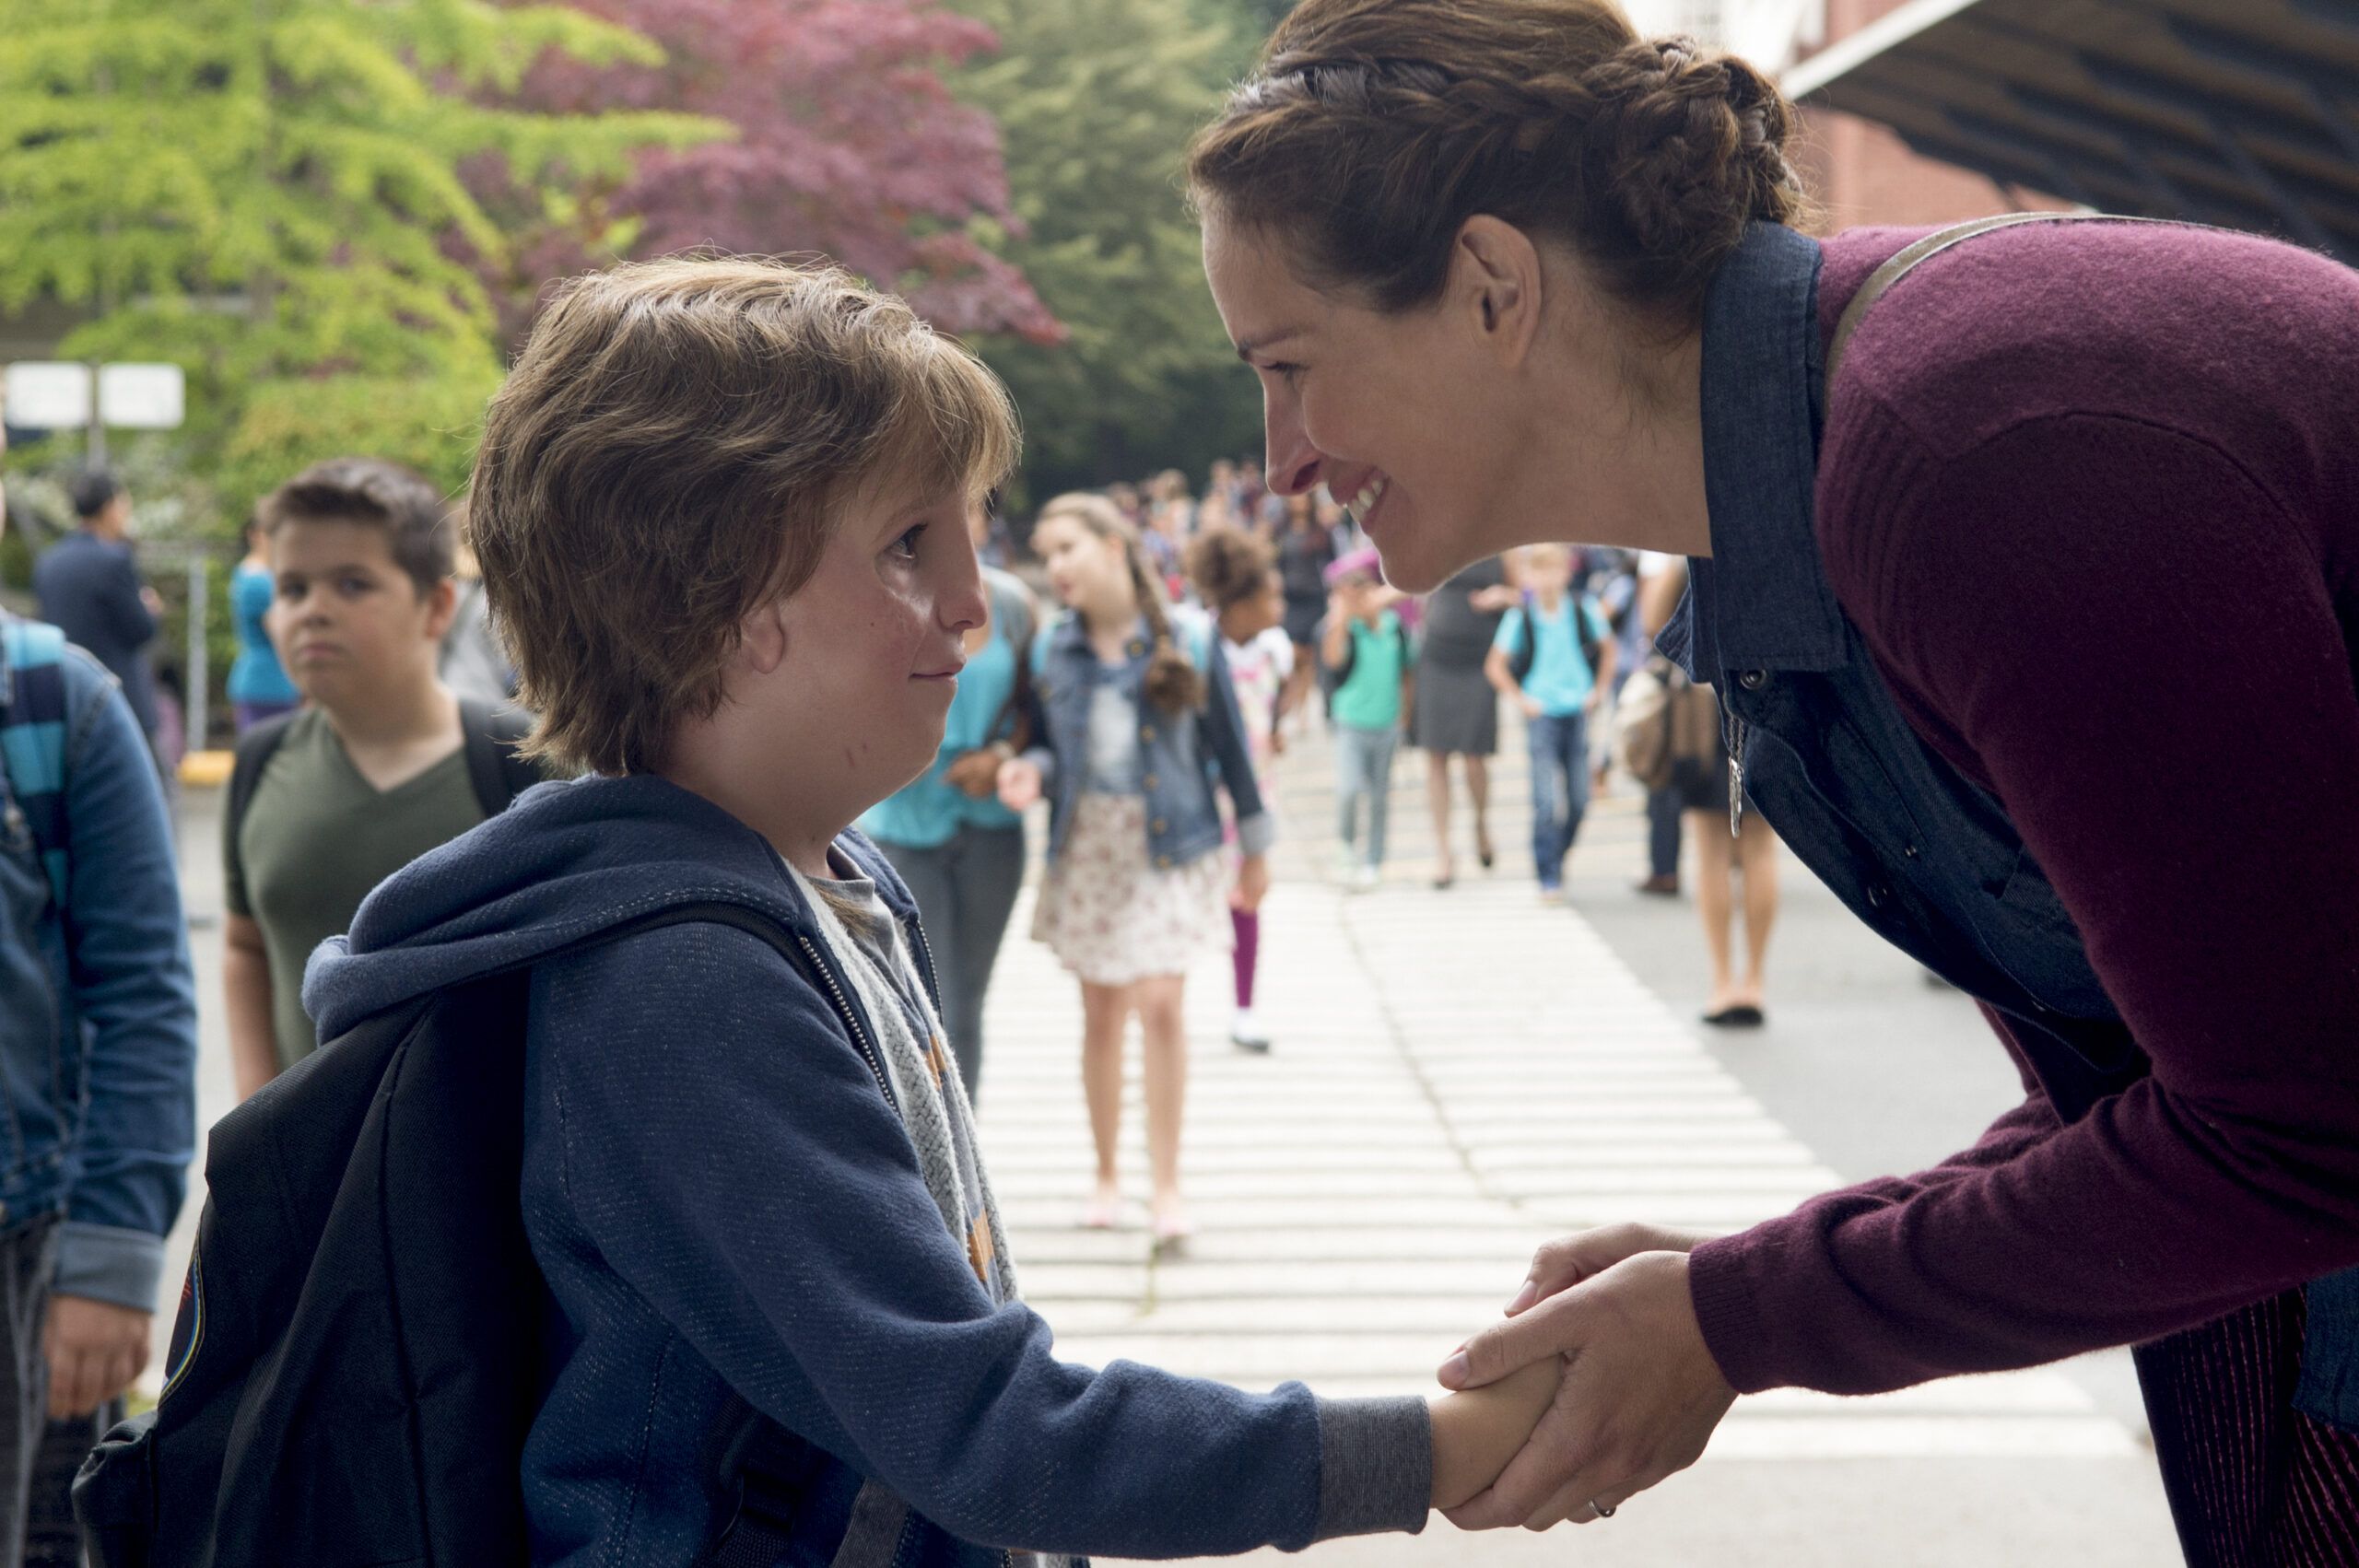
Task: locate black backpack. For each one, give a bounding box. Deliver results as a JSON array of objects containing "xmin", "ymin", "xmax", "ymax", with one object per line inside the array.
[
  {"xmin": 73, "ymin": 904, "xmax": 827, "ymax": 1568},
  {"xmin": 227, "ymin": 698, "xmax": 547, "ymax": 847},
  {"xmin": 1507, "ymin": 591, "xmax": 1602, "ymax": 687}
]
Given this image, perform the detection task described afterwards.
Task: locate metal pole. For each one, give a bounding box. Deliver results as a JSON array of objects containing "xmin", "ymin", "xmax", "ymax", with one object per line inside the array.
[
  {"xmin": 85, "ymin": 362, "xmax": 105, "ymax": 465},
  {"xmin": 185, "ymin": 554, "xmax": 208, "ymax": 752}
]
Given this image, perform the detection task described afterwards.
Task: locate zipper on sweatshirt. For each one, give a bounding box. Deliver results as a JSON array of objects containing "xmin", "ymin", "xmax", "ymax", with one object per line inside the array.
[
  {"xmin": 795, "ymin": 932, "xmax": 898, "ymax": 1112},
  {"xmin": 906, "ymin": 916, "xmax": 946, "ymax": 1020}
]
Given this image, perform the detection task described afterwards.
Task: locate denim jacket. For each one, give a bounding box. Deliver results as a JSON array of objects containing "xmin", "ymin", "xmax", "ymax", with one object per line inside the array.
[
  {"xmin": 1663, "ymin": 219, "xmax": 2357, "ymax": 1429},
  {"xmin": 1026, "ymin": 611, "xmax": 1273, "ymax": 866},
  {"xmin": 0, "ymin": 619, "xmax": 195, "ymax": 1309}
]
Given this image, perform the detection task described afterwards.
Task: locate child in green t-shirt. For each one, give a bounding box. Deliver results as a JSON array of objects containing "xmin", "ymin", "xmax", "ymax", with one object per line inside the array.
[
  {"xmin": 1319, "ymin": 564, "xmax": 1414, "ymax": 891},
  {"xmin": 221, "ymin": 459, "xmax": 555, "ymax": 1096}
]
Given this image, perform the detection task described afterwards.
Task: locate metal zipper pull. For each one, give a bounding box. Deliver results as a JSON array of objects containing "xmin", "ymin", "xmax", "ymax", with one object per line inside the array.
[{"xmin": 1729, "ymin": 716, "xmax": 1749, "ymax": 839}]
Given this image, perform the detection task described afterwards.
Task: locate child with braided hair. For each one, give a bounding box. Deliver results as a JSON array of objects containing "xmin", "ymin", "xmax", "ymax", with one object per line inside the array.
[
  {"xmin": 998, "ymin": 494, "xmax": 1270, "ymax": 1243},
  {"xmin": 1187, "ymin": 523, "xmax": 1293, "ymax": 1051}
]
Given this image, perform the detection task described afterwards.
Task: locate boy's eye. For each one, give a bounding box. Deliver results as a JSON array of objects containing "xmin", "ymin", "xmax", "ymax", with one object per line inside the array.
[{"xmin": 889, "ymin": 523, "xmax": 926, "ymax": 559}]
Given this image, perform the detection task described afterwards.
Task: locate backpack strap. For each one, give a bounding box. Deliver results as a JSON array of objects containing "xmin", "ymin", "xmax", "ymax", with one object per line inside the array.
[
  {"xmin": 458, "ymin": 699, "xmax": 542, "ymax": 818},
  {"xmin": 700, "ymin": 1398, "xmax": 827, "ymax": 1568},
  {"xmin": 1825, "ymin": 213, "xmax": 2195, "ymax": 391},
  {"xmin": 226, "ymin": 710, "xmax": 301, "ymax": 884},
  {"xmin": 1, "ymin": 621, "xmax": 73, "ymax": 907}
]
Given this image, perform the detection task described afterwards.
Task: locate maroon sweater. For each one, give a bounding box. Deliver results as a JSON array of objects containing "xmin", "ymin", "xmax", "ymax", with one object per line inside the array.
[{"xmin": 1687, "ymin": 221, "xmax": 2359, "ymax": 1397}]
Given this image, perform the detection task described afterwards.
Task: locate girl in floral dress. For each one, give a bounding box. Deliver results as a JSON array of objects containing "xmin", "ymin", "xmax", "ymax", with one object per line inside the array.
[{"xmin": 998, "ymin": 495, "xmax": 1273, "ymax": 1245}]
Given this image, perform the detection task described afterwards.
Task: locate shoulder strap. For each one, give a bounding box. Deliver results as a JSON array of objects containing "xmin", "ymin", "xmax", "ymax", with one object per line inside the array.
[
  {"xmin": 227, "ymin": 709, "xmax": 301, "ymax": 881},
  {"xmin": 1, "ymin": 622, "xmax": 73, "ymax": 906},
  {"xmin": 1825, "ymin": 212, "xmax": 2194, "ymax": 392},
  {"xmin": 459, "ymin": 699, "xmax": 542, "ymax": 817}
]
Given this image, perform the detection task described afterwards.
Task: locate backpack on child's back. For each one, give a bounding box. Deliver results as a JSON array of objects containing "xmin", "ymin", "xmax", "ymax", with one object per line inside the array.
[{"xmin": 71, "ymin": 903, "xmax": 826, "ymax": 1568}]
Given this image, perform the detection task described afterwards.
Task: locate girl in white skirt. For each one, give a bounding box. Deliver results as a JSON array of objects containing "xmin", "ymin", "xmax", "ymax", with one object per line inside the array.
[{"xmin": 998, "ymin": 494, "xmax": 1273, "ymax": 1243}]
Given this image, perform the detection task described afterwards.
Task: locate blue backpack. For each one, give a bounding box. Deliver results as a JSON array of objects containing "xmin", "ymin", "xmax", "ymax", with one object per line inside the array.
[{"xmin": 0, "ymin": 619, "xmax": 75, "ymax": 908}]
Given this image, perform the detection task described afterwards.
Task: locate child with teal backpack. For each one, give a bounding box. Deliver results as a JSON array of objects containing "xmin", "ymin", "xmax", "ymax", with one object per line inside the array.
[{"xmin": 1486, "ymin": 543, "xmax": 1617, "ymax": 902}]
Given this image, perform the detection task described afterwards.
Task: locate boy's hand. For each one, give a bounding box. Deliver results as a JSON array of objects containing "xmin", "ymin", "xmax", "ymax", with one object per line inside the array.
[
  {"xmin": 1429, "ymin": 1355, "xmax": 1563, "ymax": 1512},
  {"xmin": 45, "ymin": 1295, "xmax": 150, "ymax": 1418},
  {"xmin": 1233, "ymin": 852, "xmax": 1270, "ymax": 912},
  {"xmin": 995, "ymin": 756, "xmax": 1043, "ymax": 812},
  {"xmin": 1520, "ymin": 695, "xmax": 1543, "ymax": 720},
  {"xmin": 944, "ymin": 749, "xmax": 1001, "ymax": 799}
]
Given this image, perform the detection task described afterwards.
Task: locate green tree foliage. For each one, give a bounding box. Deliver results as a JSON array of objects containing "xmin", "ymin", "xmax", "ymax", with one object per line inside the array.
[
  {"xmin": 0, "ymin": 0, "xmax": 719, "ymax": 524},
  {"xmin": 957, "ymin": 0, "xmax": 1265, "ymax": 504}
]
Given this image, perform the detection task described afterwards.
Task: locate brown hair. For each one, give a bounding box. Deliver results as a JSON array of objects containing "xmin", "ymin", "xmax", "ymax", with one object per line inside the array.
[
  {"xmin": 1187, "ymin": 524, "xmax": 1277, "ymax": 615},
  {"xmin": 1034, "ymin": 492, "xmax": 1204, "ymax": 713},
  {"xmin": 469, "ymin": 256, "xmax": 1020, "ymax": 776},
  {"xmin": 259, "ymin": 457, "xmax": 455, "ymax": 596},
  {"xmin": 1187, "ymin": 0, "xmax": 1807, "ymax": 322}
]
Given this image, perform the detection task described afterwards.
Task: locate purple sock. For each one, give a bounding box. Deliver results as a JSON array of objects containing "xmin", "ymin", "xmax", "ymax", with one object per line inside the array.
[{"xmin": 1231, "ymin": 907, "xmax": 1260, "ymax": 1009}]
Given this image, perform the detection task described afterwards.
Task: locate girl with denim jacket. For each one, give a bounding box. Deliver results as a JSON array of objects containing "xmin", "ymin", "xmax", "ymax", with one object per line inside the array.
[{"xmin": 996, "ymin": 494, "xmax": 1271, "ymax": 1245}]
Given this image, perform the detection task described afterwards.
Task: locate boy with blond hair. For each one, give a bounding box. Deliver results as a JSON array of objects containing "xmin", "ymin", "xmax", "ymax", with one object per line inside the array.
[{"xmin": 298, "ymin": 258, "xmax": 1559, "ymax": 1564}]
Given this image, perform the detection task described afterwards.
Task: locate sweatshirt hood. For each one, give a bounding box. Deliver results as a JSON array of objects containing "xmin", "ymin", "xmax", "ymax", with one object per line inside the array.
[{"xmin": 302, "ymin": 774, "xmax": 914, "ymax": 1040}]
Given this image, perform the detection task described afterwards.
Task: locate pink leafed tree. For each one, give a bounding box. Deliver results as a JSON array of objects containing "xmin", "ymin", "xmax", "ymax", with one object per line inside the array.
[{"xmin": 489, "ymin": 0, "xmax": 1062, "ymax": 345}]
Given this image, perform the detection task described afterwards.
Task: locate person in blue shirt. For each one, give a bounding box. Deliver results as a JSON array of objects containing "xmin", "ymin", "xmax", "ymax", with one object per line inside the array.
[
  {"xmin": 1485, "ymin": 544, "xmax": 1616, "ymax": 902},
  {"xmin": 226, "ymin": 518, "xmax": 300, "ymax": 734},
  {"xmin": 0, "ymin": 415, "xmax": 197, "ymax": 1551},
  {"xmin": 859, "ymin": 497, "xmax": 1035, "ymax": 1105}
]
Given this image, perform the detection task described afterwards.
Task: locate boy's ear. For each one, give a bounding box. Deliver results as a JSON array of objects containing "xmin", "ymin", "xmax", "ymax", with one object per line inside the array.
[
  {"xmin": 737, "ymin": 594, "xmax": 790, "ymax": 677},
  {"xmin": 421, "ymin": 577, "xmax": 460, "ymax": 642}
]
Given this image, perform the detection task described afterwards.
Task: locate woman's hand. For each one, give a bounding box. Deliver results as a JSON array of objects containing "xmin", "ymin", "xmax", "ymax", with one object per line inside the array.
[
  {"xmin": 1438, "ymin": 1249, "xmax": 1734, "ymax": 1530},
  {"xmin": 943, "ymin": 748, "xmax": 1002, "ymax": 799},
  {"xmin": 996, "ymin": 756, "xmax": 1043, "ymax": 813},
  {"xmin": 1233, "ymin": 852, "xmax": 1270, "ymax": 911}
]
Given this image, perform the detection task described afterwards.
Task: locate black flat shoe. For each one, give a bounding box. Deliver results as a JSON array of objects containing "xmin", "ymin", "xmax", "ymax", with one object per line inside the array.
[{"xmin": 1702, "ymin": 1004, "xmax": 1766, "ymax": 1028}]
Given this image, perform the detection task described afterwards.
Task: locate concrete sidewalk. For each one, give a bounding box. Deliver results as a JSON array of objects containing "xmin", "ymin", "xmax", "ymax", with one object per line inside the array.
[{"xmin": 975, "ymin": 711, "xmax": 2181, "ymax": 1566}]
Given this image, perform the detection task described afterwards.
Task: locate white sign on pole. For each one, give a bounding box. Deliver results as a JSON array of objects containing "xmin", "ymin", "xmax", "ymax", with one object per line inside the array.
[
  {"xmin": 97, "ymin": 363, "xmax": 185, "ymax": 429},
  {"xmin": 2, "ymin": 362, "xmax": 93, "ymax": 429}
]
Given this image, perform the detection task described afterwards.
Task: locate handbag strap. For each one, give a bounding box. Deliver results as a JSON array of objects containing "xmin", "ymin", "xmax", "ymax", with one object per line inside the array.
[{"xmin": 1825, "ymin": 212, "xmax": 2194, "ymax": 392}]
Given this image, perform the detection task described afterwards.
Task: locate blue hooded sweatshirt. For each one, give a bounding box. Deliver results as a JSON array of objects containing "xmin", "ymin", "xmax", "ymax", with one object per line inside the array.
[{"xmin": 305, "ymin": 774, "xmax": 1429, "ymax": 1566}]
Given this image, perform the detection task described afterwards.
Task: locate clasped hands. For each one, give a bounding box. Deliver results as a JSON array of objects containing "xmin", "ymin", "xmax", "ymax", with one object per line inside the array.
[{"xmin": 1426, "ymin": 1224, "xmax": 1735, "ymax": 1529}]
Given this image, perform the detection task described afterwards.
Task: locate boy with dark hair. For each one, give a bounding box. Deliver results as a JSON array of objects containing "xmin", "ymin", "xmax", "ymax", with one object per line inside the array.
[
  {"xmin": 296, "ymin": 257, "xmax": 1560, "ymax": 1564},
  {"xmin": 221, "ymin": 457, "xmax": 551, "ymax": 1098}
]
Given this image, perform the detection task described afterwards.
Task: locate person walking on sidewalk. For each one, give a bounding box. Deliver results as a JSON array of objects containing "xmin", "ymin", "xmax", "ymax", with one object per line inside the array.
[
  {"xmin": 1187, "ymin": 524, "xmax": 1292, "ymax": 1052},
  {"xmin": 227, "ymin": 517, "xmax": 299, "ymax": 736},
  {"xmin": 1193, "ymin": 0, "xmax": 2359, "ymax": 1555},
  {"xmin": 860, "ymin": 496, "xmax": 1037, "ymax": 1104},
  {"xmin": 998, "ymin": 493, "xmax": 1273, "ymax": 1245},
  {"xmin": 0, "ymin": 411, "xmax": 196, "ymax": 1561},
  {"xmin": 1640, "ymin": 556, "xmax": 1776, "ymax": 1024},
  {"xmin": 1411, "ymin": 554, "xmax": 1514, "ymax": 887},
  {"xmin": 1319, "ymin": 555, "xmax": 1411, "ymax": 892},
  {"xmin": 1485, "ymin": 544, "xmax": 1614, "ymax": 904},
  {"xmin": 34, "ymin": 468, "xmax": 162, "ymax": 749}
]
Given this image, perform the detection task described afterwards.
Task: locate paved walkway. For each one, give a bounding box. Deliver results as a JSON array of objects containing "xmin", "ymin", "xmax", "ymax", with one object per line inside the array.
[
  {"xmin": 152, "ymin": 706, "xmax": 2184, "ymax": 1562},
  {"xmin": 977, "ymin": 712, "xmax": 2182, "ymax": 1565}
]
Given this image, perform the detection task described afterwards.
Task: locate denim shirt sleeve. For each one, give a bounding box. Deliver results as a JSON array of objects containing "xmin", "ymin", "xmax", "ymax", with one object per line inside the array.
[
  {"xmin": 53, "ymin": 656, "xmax": 196, "ymax": 1310},
  {"xmin": 1194, "ymin": 638, "xmax": 1274, "ymax": 857}
]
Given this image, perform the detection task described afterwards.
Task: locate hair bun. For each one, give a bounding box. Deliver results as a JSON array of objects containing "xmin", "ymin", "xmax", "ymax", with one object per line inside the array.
[{"xmin": 1577, "ymin": 36, "xmax": 1802, "ymax": 298}]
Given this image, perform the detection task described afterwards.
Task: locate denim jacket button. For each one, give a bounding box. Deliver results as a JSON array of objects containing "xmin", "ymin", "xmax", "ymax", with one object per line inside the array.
[
  {"xmin": 1155, "ymin": 855, "xmax": 1173, "ymax": 870},
  {"xmin": 1140, "ymin": 725, "xmax": 1156, "ymax": 742},
  {"xmin": 1143, "ymin": 775, "xmax": 1159, "ymax": 790},
  {"xmin": 1151, "ymin": 818, "xmax": 1168, "ymax": 834},
  {"xmin": 1738, "ymin": 669, "xmax": 1768, "ymax": 690}
]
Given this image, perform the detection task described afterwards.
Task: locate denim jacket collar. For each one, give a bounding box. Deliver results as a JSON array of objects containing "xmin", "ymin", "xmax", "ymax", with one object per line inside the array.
[{"xmin": 1661, "ymin": 221, "xmax": 1849, "ymax": 681}]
